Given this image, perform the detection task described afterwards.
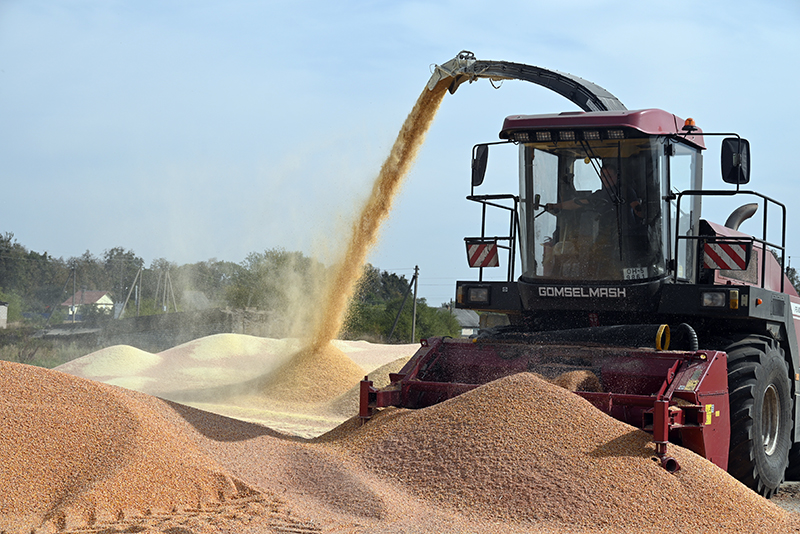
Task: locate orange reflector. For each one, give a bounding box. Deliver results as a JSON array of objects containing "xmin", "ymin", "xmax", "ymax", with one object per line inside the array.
[{"xmin": 729, "ymin": 290, "xmax": 739, "ymax": 309}]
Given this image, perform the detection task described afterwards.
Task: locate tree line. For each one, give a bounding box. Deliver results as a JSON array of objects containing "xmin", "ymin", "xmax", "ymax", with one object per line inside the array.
[{"xmin": 0, "ymin": 232, "xmax": 460, "ymax": 342}]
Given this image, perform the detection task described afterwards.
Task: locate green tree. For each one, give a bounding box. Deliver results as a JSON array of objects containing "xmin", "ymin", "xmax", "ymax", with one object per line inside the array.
[
  {"xmin": 0, "ymin": 289, "xmax": 23, "ymax": 323},
  {"xmin": 174, "ymin": 259, "xmax": 239, "ymax": 306},
  {"xmin": 342, "ymin": 266, "xmax": 460, "ymax": 343},
  {"xmin": 787, "ymin": 265, "xmax": 799, "ymax": 292},
  {"xmin": 225, "ymin": 248, "xmax": 328, "ymax": 311},
  {"xmin": 379, "ymin": 297, "xmax": 460, "ymax": 343},
  {"xmin": 71, "ymin": 251, "xmax": 107, "ymax": 290},
  {"xmin": 341, "ymin": 300, "xmax": 385, "ymax": 341},
  {"xmin": 144, "ymin": 258, "xmax": 180, "ymax": 313},
  {"xmin": 104, "ymin": 247, "xmax": 144, "ymax": 304},
  {"xmin": 78, "ymin": 303, "xmax": 113, "ymax": 324},
  {"xmin": 770, "ymin": 250, "xmax": 799, "ymax": 293},
  {"xmin": 0, "ymin": 233, "xmax": 71, "ymax": 320}
]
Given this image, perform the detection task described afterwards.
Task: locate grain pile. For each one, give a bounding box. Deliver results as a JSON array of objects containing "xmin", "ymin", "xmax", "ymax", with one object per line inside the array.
[
  {"xmin": 57, "ymin": 336, "xmax": 417, "ymax": 438},
  {"xmin": 325, "ymin": 372, "xmax": 799, "ymax": 533},
  {"xmin": 252, "ymin": 343, "xmax": 365, "ymax": 403},
  {"xmin": 54, "ymin": 344, "xmax": 162, "ymax": 392},
  {"xmin": 57, "ymin": 334, "xmax": 301, "ymax": 398},
  {"xmin": 552, "ymin": 369, "xmax": 602, "ymax": 392},
  {"xmin": 0, "ymin": 361, "xmax": 264, "ymax": 533},
  {"xmin": 8, "ymin": 351, "xmax": 800, "ymax": 534},
  {"xmin": 325, "ymin": 353, "xmax": 411, "ymax": 418}
]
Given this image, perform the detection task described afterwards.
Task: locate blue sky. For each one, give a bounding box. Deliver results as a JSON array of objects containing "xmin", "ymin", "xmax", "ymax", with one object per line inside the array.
[{"xmin": 2, "ymin": 1, "xmax": 799, "ymax": 305}]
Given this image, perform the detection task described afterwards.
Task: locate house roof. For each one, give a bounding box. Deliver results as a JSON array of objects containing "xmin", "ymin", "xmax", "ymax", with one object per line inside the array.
[{"xmin": 60, "ymin": 291, "xmax": 112, "ymax": 307}]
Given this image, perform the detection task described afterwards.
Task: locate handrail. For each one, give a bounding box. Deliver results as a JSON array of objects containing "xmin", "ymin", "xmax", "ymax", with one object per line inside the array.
[
  {"xmin": 465, "ymin": 195, "xmax": 519, "ymax": 282},
  {"xmin": 674, "ymin": 190, "xmax": 787, "ymax": 292}
]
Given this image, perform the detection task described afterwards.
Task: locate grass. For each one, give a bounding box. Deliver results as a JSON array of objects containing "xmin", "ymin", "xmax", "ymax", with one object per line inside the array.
[{"xmin": 0, "ymin": 340, "xmax": 94, "ymax": 369}]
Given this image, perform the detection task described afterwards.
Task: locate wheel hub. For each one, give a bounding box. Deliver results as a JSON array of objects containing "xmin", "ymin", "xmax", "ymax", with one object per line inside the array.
[{"xmin": 763, "ymin": 384, "xmax": 781, "ymax": 456}]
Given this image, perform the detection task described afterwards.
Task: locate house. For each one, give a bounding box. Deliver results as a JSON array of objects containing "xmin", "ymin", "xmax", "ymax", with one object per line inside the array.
[
  {"xmin": 0, "ymin": 301, "xmax": 7, "ymax": 329},
  {"xmin": 440, "ymin": 306, "xmax": 480, "ymax": 337},
  {"xmin": 440, "ymin": 306, "xmax": 512, "ymax": 338},
  {"xmin": 60, "ymin": 290, "xmax": 114, "ymax": 320}
]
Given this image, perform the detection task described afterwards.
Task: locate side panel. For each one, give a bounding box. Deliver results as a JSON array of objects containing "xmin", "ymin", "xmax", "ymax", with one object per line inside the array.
[
  {"xmin": 660, "ymin": 284, "xmax": 800, "ymax": 443},
  {"xmin": 790, "ymin": 295, "xmax": 800, "ymax": 442}
]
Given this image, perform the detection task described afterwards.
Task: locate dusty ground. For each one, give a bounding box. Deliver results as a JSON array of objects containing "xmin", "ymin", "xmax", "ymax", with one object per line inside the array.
[
  {"xmin": 775, "ymin": 482, "xmax": 800, "ymax": 514},
  {"xmin": 2, "ymin": 334, "xmax": 798, "ymax": 533}
]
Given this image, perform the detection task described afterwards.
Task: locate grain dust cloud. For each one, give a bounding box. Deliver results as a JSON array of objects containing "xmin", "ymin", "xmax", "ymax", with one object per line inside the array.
[
  {"xmin": 307, "ymin": 80, "xmax": 449, "ymax": 349},
  {"xmin": 259, "ymin": 79, "xmax": 449, "ymax": 403}
]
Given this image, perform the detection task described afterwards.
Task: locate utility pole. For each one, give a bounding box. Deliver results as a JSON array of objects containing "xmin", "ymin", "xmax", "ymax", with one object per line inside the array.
[
  {"xmin": 71, "ymin": 267, "xmax": 76, "ymax": 323},
  {"xmin": 118, "ymin": 267, "xmax": 142, "ymax": 319},
  {"xmin": 388, "ymin": 267, "xmax": 420, "ymax": 343},
  {"xmin": 411, "ymin": 265, "xmax": 419, "ymax": 343}
]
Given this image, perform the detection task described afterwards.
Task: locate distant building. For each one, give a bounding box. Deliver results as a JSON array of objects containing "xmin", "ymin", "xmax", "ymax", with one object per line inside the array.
[
  {"xmin": 439, "ymin": 306, "xmax": 511, "ymax": 337},
  {"xmin": 60, "ymin": 290, "xmax": 114, "ymax": 321},
  {"xmin": 440, "ymin": 307, "xmax": 480, "ymax": 337},
  {"xmin": 0, "ymin": 301, "xmax": 7, "ymax": 329}
]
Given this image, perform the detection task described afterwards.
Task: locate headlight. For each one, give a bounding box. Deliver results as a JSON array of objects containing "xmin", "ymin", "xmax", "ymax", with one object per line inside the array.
[
  {"xmin": 467, "ymin": 287, "xmax": 490, "ymax": 305},
  {"xmin": 701, "ymin": 291, "xmax": 726, "ymax": 307}
]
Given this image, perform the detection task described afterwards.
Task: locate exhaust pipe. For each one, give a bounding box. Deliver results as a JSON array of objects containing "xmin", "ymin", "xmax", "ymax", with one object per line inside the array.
[{"xmin": 658, "ymin": 455, "xmax": 681, "ymax": 473}]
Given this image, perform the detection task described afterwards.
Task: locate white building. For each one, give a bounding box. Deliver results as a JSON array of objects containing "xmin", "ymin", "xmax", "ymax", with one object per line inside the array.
[{"xmin": 60, "ymin": 290, "xmax": 114, "ymax": 320}]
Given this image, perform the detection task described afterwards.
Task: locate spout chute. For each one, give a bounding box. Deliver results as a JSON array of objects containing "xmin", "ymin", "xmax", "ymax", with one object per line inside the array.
[{"xmin": 428, "ymin": 50, "xmax": 626, "ymax": 112}]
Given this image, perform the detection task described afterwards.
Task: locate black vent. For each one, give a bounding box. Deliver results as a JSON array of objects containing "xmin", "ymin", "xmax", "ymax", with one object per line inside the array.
[{"xmin": 772, "ymin": 298, "xmax": 785, "ymax": 317}]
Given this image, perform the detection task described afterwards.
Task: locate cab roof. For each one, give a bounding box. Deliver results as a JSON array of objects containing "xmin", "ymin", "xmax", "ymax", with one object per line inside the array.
[{"xmin": 500, "ymin": 108, "xmax": 706, "ymax": 150}]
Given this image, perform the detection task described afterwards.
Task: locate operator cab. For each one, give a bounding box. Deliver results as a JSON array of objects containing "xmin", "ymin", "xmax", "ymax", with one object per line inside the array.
[
  {"xmin": 503, "ymin": 109, "xmax": 703, "ymax": 289},
  {"xmin": 458, "ymin": 108, "xmax": 775, "ymax": 318}
]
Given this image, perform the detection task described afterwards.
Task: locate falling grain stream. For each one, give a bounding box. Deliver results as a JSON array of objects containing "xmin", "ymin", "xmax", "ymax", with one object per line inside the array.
[
  {"xmin": 310, "ymin": 80, "xmax": 448, "ymax": 350},
  {"xmin": 260, "ymin": 80, "xmax": 450, "ymax": 401}
]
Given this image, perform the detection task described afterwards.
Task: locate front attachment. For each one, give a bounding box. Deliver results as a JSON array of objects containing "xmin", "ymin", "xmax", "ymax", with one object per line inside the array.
[{"xmin": 360, "ymin": 333, "xmax": 730, "ymax": 471}]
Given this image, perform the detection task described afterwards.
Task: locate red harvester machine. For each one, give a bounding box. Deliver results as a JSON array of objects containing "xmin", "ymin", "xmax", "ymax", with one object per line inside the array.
[{"xmin": 360, "ymin": 51, "xmax": 800, "ymax": 497}]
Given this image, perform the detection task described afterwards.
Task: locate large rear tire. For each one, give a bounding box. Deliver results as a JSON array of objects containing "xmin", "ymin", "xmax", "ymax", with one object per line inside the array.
[{"xmin": 726, "ymin": 336, "xmax": 792, "ymax": 498}]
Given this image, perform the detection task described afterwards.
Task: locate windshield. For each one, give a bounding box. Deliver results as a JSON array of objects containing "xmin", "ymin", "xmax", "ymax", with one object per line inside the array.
[{"xmin": 519, "ymin": 138, "xmax": 666, "ymax": 282}]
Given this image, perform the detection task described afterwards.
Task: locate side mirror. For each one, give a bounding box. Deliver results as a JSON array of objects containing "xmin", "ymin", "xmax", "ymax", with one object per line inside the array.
[
  {"xmin": 472, "ymin": 144, "xmax": 489, "ymax": 187},
  {"xmin": 721, "ymin": 137, "xmax": 750, "ymax": 185}
]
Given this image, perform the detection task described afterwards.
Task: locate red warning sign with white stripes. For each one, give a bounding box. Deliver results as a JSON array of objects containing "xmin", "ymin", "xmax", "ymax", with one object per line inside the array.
[
  {"xmin": 703, "ymin": 242, "xmax": 749, "ymax": 270},
  {"xmin": 466, "ymin": 241, "xmax": 499, "ymax": 268}
]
